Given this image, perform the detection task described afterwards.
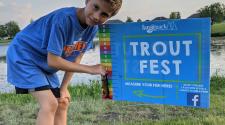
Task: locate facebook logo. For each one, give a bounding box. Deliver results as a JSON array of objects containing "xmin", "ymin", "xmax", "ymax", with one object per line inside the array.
[{"xmin": 187, "ymin": 93, "xmax": 200, "ymax": 107}]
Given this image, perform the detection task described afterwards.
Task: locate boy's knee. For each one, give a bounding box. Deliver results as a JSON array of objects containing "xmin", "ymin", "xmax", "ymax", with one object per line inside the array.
[
  {"xmin": 41, "ymin": 98, "xmax": 58, "ymax": 113},
  {"xmin": 58, "ymin": 98, "xmax": 70, "ymax": 110}
]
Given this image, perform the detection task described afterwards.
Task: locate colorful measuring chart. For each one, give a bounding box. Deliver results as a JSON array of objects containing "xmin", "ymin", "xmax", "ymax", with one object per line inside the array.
[
  {"xmin": 99, "ymin": 18, "xmax": 210, "ymax": 108},
  {"xmin": 99, "ymin": 25, "xmax": 113, "ymax": 99}
]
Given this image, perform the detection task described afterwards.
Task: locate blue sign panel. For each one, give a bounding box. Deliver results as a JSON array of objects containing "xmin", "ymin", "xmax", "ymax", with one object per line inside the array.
[{"xmin": 99, "ymin": 18, "xmax": 210, "ymax": 108}]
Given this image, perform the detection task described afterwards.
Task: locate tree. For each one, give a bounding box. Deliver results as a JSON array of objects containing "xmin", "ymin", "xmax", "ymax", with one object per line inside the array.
[
  {"xmin": 0, "ymin": 25, "xmax": 7, "ymax": 38},
  {"xmin": 137, "ymin": 18, "xmax": 142, "ymax": 22},
  {"xmin": 152, "ymin": 17, "xmax": 168, "ymax": 21},
  {"xmin": 126, "ymin": 17, "xmax": 133, "ymax": 22},
  {"xmin": 5, "ymin": 21, "xmax": 20, "ymax": 38},
  {"xmin": 198, "ymin": 2, "xmax": 225, "ymax": 24},
  {"xmin": 169, "ymin": 12, "xmax": 181, "ymax": 19}
]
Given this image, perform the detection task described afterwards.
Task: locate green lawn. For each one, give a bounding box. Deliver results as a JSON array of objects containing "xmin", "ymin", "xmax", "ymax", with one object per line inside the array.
[
  {"xmin": 0, "ymin": 76, "xmax": 225, "ymax": 125},
  {"xmin": 0, "ymin": 39, "xmax": 11, "ymax": 43},
  {"xmin": 212, "ymin": 23, "xmax": 225, "ymax": 34},
  {"xmin": 0, "ymin": 39, "xmax": 11, "ymax": 46}
]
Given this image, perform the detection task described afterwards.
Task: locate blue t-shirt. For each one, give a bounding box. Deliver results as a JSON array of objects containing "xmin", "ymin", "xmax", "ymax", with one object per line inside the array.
[{"xmin": 7, "ymin": 7, "xmax": 98, "ymax": 88}]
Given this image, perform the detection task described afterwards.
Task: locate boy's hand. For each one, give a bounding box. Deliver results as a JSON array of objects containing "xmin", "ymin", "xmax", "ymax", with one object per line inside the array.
[
  {"xmin": 90, "ymin": 64, "xmax": 106, "ymax": 75},
  {"xmin": 59, "ymin": 87, "xmax": 71, "ymax": 102}
]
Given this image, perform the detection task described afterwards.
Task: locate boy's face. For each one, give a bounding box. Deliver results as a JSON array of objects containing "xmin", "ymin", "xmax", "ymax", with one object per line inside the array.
[{"xmin": 84, "ymin": 0, "xmax": 113, "ymax": 26}]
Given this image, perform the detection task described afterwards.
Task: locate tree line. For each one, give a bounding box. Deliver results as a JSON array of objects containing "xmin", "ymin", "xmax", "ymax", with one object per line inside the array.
[
  {"xmin": 1, "ymin": 2, "xmax": 225, "ymax": 39},
  {"xmin": 0, "ymin": 21, "xmax": 20, "ymax": 39},
  {"xmin": 126, "ymin": 2, "xmax": 225, "ymax": 24}
]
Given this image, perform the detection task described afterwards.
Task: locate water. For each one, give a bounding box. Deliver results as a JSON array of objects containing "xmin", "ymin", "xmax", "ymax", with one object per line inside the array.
[
  {"xmin": 0, "ymin": 43, "xmax": 8, "ymax": 62},
  {"xmin": 0, "ymin": 38, "xmax": 225, "ymax": 93},
  {"xmin": 210, "ymin": 37, "xmax": 225, "ymax": 76},
  {"xmin": 0, "ymin": 46, "xmax": 101, "ymax": 93}
]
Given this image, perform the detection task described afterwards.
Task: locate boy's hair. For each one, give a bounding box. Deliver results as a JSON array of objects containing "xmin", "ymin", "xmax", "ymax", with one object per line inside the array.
[
  {"xmin": 86, "ymin": 0, "xmax": 122, "ymax": 16},
  {"xmin": 104, "ymin": 0, "xmax": 122, "ymax": 16}
]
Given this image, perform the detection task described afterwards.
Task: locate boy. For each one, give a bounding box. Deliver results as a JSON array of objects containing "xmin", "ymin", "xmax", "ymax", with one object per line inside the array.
[{"xmin": 6, "ymin": 0, "xmax": 122, "ymax": 125}]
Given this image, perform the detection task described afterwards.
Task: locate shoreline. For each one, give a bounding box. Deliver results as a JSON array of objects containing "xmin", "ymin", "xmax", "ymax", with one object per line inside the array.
[{"xmin": 0, "ymin": 42, "xmax": 10, "ymax": 46}]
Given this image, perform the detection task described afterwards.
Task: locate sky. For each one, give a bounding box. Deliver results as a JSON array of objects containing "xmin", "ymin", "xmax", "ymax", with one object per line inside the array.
[{"xmin": 0, "ymin": 0, "xmax": 225, "ymax": 29}]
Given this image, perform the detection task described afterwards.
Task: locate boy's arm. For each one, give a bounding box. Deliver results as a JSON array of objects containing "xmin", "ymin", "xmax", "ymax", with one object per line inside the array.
[
  {"xmin": 47, "ymin": 52, "xmax": 105, "ymax": 75},
  {"xmin": 60, "ymin": 53, "xmax": 84, "ymax": 90}
]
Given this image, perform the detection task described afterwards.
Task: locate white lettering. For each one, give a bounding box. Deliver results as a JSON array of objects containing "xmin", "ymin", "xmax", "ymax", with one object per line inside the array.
[
  {"xmin": 140, "ymin": 60, "xmax": 148, "ymax": 74},
  {"xmin": 141, "ymin": 42, "xmax": 150, "ymax": 56},
  {"xmin": 183, "ymin": 40, "xmax": 192, "ymax": 56},
  {"xmin": 153, "ymin": 41, "xmax": 167, "ymax": 56},
  {"xmin": 130, "ymin": 42, "xmax": 138, "ymax": 56},
  {"xmin": 150, "ymin": 60, "xmax": 159, "ymax": 74}
]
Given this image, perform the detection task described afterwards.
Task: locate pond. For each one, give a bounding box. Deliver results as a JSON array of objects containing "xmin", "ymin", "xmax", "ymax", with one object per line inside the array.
[{"xmin": 0, "ymin": 38, "xmax": 225, "ymax": 93}]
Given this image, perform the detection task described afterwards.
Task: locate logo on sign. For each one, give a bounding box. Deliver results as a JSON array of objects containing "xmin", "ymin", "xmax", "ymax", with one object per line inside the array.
[
  {"xmin": 187, "ymin": 93, "xmax": 200, "ymax": 107},
  {"xmin": 142, "ymin": 22, "xmax": 178, "ymax": 33}
]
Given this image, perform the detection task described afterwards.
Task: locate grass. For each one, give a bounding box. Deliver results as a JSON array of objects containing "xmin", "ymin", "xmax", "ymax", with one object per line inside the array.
[
  {"xmin": 0, "ymin": 39, "xmax": 11, "ymax": 43},
  {"xmin": 212, "ymin": 23, "xmax": 225, "ymax": 36},
  {"xmin": 0, "ymin": 76, "xmax": 225, "ymax": 125},
  {"xmin": 0, "ymin": 39, "xmax": 11, "ymax": 46}
]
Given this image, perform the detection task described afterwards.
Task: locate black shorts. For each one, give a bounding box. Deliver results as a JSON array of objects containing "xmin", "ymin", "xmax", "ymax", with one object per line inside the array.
[{"xmin": 15, "ymin": 85, "xmax": 60, "ymax": 98}]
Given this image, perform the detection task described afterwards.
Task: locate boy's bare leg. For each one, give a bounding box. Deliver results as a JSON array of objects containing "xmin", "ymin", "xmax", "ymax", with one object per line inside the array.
[
  {"xmin": 53, "ymin": 54, "xmax": 82, "ymax": 125},
  {"xmin": 54, "ymin": 98, "xmax": 70, "ymax": 125},
  {"xmin": 31, "ymin": 90, "xmax": 58, "ymax": 125}
]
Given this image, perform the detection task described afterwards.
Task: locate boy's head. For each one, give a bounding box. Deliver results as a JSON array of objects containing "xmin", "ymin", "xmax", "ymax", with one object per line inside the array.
[{"xmin": 84, "ymin": 0, "xmax": 122, "ymax": 26}]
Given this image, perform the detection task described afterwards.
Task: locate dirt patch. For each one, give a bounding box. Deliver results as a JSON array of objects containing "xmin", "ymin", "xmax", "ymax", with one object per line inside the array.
[{"xmin": 96, "ymin": 112, "xmax": 120, "ymax": 121}]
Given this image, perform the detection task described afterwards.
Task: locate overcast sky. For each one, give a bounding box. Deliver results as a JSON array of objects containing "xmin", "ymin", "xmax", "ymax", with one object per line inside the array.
[{"xmin": 0, "ymin": 0, "xmax": 225, "ymax": 29}]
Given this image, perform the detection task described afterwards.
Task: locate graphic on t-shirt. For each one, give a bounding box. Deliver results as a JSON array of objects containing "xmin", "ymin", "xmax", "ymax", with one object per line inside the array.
[{"xmin": 63, "ymin": 41, "xmax": 86, "ymax": 57}]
